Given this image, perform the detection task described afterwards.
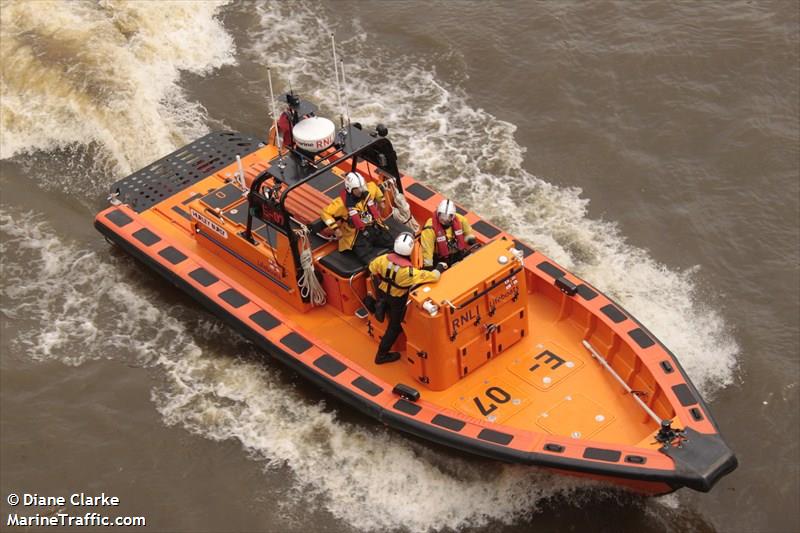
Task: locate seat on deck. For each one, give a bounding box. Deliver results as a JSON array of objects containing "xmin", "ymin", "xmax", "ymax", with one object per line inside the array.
[
  {"xmin": 317, "ymin": 216, "xmax": 412, "ymax": 278},
  {"xmin": 319, "ymin": 249, "xmax": 370, "ymax": 278}
]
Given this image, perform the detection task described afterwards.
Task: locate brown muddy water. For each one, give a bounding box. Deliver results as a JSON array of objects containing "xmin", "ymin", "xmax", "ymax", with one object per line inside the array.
[{"xmin": 1, "ymin": 1, "xmax": 798, "ymax": 532}]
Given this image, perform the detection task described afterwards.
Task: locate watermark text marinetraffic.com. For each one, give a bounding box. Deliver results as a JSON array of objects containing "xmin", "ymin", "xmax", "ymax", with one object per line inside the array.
[{"xmin": 6, "ymin": 492, "xmax": 146, "ymax": 528}]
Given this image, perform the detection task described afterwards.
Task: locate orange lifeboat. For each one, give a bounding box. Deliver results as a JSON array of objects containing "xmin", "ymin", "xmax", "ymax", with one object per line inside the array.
[{"xmin": 95, "ymin": 96, "xmax": 736, "ymax": 494}]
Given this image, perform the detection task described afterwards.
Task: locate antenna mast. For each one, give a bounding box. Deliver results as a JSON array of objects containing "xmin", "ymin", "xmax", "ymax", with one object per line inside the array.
[
  {"xmin": 330, "ymin": 33, "xmax": 344, "ymax": 127},
  {"xmin": 339, "ymin": 58, "xmax": 351, "ymax": 126},
  {"xmin": 267, "ymin": 67, "xmax": 282, "ymax": 153}
]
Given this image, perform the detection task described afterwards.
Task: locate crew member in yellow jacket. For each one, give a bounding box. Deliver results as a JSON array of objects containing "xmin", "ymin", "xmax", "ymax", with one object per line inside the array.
[
  {"xmin": 368, "ymin": 233, "xmax": 441, "ymax": 364},
  {"xmin": 320, "ymin": 171, "xmax": 394, "ymax": 264},
  {"xmin": 420, "ymin": 198, "xmax": 477, "ymax": 269}
]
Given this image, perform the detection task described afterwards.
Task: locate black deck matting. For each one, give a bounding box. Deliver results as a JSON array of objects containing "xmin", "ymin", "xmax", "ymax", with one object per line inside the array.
[{"xmin": 110, "ymin": 132, "xmax": 263, "ymax": 212}]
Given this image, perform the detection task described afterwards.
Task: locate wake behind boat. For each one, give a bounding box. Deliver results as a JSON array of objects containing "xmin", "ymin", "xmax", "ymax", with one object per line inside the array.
[{"xmin": 94, "ymin": 52, "xmax": 736, "ymax": 494}]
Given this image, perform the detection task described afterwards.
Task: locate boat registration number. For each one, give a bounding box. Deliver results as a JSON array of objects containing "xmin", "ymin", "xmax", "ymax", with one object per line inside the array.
[
  {"xmin": 454, "ymin": 380, "xmax": 528, "ymax": 423},
  {"xmin": 191, "ymin": 209, "xmax": 228, "ymax": 239}
]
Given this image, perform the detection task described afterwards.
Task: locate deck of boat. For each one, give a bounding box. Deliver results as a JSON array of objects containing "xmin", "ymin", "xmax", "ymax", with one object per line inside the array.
[{"xmin": 134, "ymin": 194, "xmax": 662, "ymax": 450}]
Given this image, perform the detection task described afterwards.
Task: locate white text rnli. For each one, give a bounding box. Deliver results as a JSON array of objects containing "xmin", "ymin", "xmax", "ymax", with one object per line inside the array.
[{"xmin": 191, "ymin": 209, "xmax": 228, "ymax": 239}]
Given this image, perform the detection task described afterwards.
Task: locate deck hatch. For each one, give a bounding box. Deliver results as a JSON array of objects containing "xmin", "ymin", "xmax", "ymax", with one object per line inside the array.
[
  {"xmin": 406, "ymin": 182, "xmax": 435, "ymax": 200},
  {"xmin": 628, "ymin": 328, "xmax": 655, "ymax": 348},
  {"xmin": 250, "ymin": 310, "xmax": 280, "ymax": 331},
  {"xmin": 576, "ymin": 284, "xmax": 598, "ymax": 301},
  {"xmin": 106, "ymin": 210, "xmax": 132, "ymax": 227},
  {"xmin": 352, "ymin": 376, "xmax": 383, "ymax": 397},
  {"xmin": 394, "ymin": 399, "xmax": 422, "ymax": 416},
  {"xmin": 219, "ymin": 288, "xmax": 248, "ymax": 308},
  {"xmin": 281, "ymin": 332, "xmax": 312, "ymax": 353},
  {"xmin": 132, "ymin": 228, "xmax": 160, "ymax": 246},
  {"xmin": 313, "ymin": 354, "xmax": 346, "ymax": 376},
  {"xmin": 477, "ymin": 429, "xmax": 513, "ymax": 445},
  {"xmin": 537, "ymin": 261, "xmax": 565, "ymax": 279},
  {"xmin": 189, "ymin": 268, "xmax": 218, "ymax": 287},
  {"xmin": 223, "ymin": 206, "xmax": 262, "ymax": 228},
  {"xmin": 158, "ymin": 246, "xmax": 187, "ymax": 265},
  {"xmin": 583, "ymin": 447, "xmax": 621, "ymax": 462},
  {"xmin": 600, "ymin": 304, "xmax": 626, "ymax": 323},
  {"xmin": 672, "ymin": 384, "xmax": 697, "ymax": 406},
  {"xmin": 201, "ymin": 183, "xmax": 244, "ymax": 211},
  {"xmin": 431, "ymin": 415, "xmax": 465, "ymax": 432},
  {"xmin": 472, "ymin": 220, "xmax": 501, "ymax": 238}
]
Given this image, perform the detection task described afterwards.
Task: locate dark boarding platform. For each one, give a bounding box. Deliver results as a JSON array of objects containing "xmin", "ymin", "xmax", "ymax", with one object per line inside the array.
[{"xmin": 110, "ymin": 132, "xmax": 263, "ymax": 213}]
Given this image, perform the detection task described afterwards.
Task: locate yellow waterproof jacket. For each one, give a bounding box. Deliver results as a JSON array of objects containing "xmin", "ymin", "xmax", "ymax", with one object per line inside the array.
[
  {"xmin": 368, "ymin": 253, "xmax": 440, "ymax": 297},
  {"xmin": 320, "ymin": 181, "xmax": 385, "ymax": 251},
  {"xmin": 420, "ymin": 214, "xmax": 473, "ymax": 267}
]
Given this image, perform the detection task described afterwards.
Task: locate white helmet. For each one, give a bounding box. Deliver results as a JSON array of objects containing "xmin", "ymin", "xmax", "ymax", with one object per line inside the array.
[
  {"xmin": 393, "ymin": 232, "xmax": 415, "ymax": 256},
  {"xmin": 436, "ymin": 199, "xmax": 456, "ymax": 225},
  {"xmin": 344, "ymin": 172, "xmax": 367, "ymax": 194}
]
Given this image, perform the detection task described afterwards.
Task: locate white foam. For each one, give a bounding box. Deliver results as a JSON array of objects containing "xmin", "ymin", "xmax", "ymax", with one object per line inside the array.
[
  {"xmin": 153, "ymin": 339, "xmax": 604, "ymax": 532},
  {"xmin": 0, "ymin": 208, "xmax": 197, "ymax": 365},
  {"xmin": 0, "ymin": 0, "xmax": 235, "ymax": 177}
]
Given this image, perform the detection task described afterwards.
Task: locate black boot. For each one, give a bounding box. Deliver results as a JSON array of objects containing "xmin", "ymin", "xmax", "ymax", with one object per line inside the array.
[
  {"xmin": 374, "ymin": 298, "xmax": 386, "ymax": 323},
  {"xmin": 375, "ymin": 351, "xmax": 401, "ymax": 364},
  {"xmin": 363, "ymin": 294, "xmax": 376, "ymax": 314}
]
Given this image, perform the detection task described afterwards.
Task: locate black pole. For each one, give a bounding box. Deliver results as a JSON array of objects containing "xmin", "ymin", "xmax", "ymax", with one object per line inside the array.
[{"xmin": 244, "ymin": 171, "xmax": 272, "ymax": 243}]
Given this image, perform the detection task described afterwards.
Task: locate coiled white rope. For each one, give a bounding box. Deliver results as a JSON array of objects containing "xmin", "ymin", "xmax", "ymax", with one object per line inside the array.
[
  {"xmin": 294, "ymin": 224, "xmax": 327, "ymax": 306},
  {"xmin": 384, "ymin": 177, "xmax": 419, "ymax": 233}
]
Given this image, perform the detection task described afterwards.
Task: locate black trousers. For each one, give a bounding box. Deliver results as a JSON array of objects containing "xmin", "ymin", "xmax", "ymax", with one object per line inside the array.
[
  {"xmin": 436, "ymin": 247, "xmax": 470, "ymax": 268},
  {"xmin": 352, "ymin": 225, "xmax": 394, "ymax": 265},
  {"xmin": 377, "ymin": 294, "xmax": 408, "ymax": 355}
]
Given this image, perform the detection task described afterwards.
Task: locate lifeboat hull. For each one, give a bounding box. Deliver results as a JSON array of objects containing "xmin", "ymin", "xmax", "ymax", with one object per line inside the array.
[{"xmin": 95, "ymin": 130, "xmax": 736, "ymax": 494}]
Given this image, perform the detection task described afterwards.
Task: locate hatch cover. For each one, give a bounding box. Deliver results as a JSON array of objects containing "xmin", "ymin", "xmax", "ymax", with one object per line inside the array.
[{"xmin": 536, "ymin": 394, "xmax": 615, "ymax": 439}]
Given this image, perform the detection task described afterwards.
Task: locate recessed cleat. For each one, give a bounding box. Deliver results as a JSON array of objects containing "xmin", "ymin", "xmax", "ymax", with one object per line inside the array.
[{"xmin": 375, "ymin": 351, "xmax": 401, "ymax": 365}]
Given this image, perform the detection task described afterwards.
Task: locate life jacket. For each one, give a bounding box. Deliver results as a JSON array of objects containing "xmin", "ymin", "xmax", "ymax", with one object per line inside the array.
[
  {"xmin": 431, "ymin": 215, "xmax": 466, "ymax": 259},
  {"xmin": 340, "ymin": 188, "xmax": 382, "ymax": 231},
  {"xmin": 382, "ymin": 253, "xmax": 414, "ymax": 293}
]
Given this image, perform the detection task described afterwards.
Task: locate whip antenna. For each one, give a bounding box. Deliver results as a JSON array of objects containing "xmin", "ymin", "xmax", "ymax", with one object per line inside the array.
[
  {"xmin": 267, "ymin": 67, "xmax": 282, "ymax": 152},
  {"xmin": 340, "ymin": 58, "xmax": 351, "ymax": 126},
  {"xmin": 330, "ymin": 33, "xmax": 344, "ymax": 127}
]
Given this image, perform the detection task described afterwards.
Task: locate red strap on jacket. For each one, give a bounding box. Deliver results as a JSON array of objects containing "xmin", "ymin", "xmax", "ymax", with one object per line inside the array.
[
  {"xmin": 387, "ymin": 253, "xmax": 412, "ymax": 268},
  {"xmin": 340, "ymin": 188, "xmax": 381, "ymax": 231},
  {"xmin": 432, "ymin": 214, "xmax": 466, "ymax": 258}
]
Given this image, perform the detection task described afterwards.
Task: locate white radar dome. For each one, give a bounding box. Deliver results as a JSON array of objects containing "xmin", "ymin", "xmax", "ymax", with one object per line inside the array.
[{"xmin": 292, "ymin": 117, "xmax": 336, "ymax": 153}]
